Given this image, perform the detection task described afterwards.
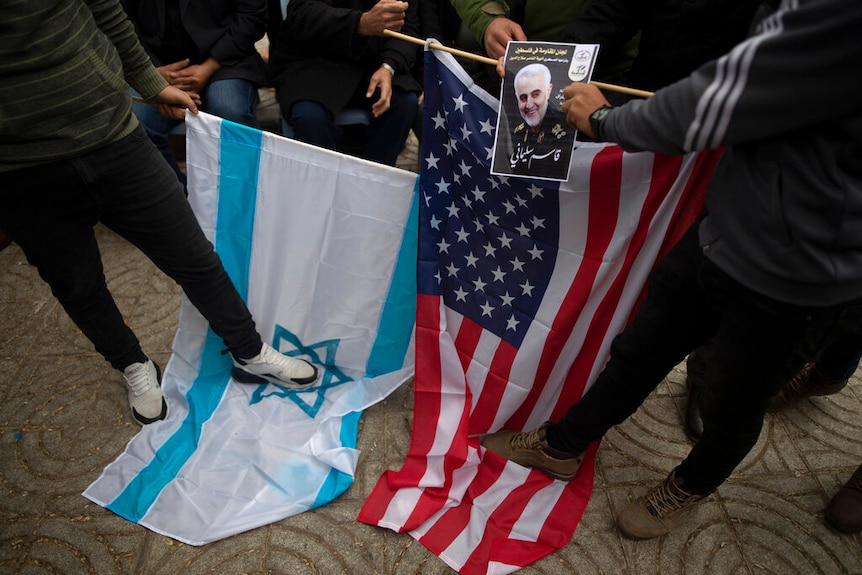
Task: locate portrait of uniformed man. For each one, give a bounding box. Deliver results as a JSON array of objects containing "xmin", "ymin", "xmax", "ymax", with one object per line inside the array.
[{"xmin": 507, "ymin": 63, "xmax": 570, "ymax": 180}]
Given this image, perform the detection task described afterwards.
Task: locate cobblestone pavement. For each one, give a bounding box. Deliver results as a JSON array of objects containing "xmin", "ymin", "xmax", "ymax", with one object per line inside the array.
[{"xmin": 1, "ymin": 135, "xmax": 860, "ymax": 574}]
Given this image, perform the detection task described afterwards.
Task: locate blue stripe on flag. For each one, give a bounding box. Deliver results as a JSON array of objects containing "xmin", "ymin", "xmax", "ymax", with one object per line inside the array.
[
  {"xmin": 213, "ymin": 120, "xmax": 263, "ymax": 300},
  {"xmin": 365, "ymin": 178, "xmax": 419, "ymax": 377},
  {"xmin": 311, "ymin": 179, "xmax": 418, "ymax": 509},
  {"xmin": 108, "ymin": 119, "xmax": 263, "ymax": 522},
  {"xmin": 310, "ymin": 410, "xmax": 361, "ymax": 508}
]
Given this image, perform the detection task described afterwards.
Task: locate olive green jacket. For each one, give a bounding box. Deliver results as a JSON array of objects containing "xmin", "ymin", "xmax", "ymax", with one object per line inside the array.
[{"xmin": 450, "ymin": 0, "xmax": 637, "ymax": 82}]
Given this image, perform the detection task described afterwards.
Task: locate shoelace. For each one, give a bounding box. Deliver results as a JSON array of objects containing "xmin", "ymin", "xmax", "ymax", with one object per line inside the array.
[
  {"xmin": 259, "ymin": 344, "xmax": 278, "ymax": 364},
  {"xmin": 786, "ymin": 365, "xmax": 813, "ymax": 394},
  {"xmin": 261, "ymin": 344, "xmax": 296, "ymax": 370},
  {"xmin": 126, "ymin": 364, "xmax": 152, "ymax": 396},
  {"xmin": 509, "ymin": 427, "xmax": 546, "ymax": 451},
  {"xmin": 644, "ymin": 476, "xmax": 697, "ymax": 518},
  {"xmin": 260, "ymin": 345, "xmax": 317, "ymax": 381}
]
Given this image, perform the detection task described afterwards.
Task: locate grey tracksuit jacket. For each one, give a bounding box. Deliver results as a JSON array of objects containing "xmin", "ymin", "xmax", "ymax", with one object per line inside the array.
[{"xmin": 600, "ymin": 0, "xmax": 862, "ymax": 307}]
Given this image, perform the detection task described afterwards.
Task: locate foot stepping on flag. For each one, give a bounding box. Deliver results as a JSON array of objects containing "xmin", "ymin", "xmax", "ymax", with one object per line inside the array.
[
  {"xmin": 84, "ymin": 112, "xmax": 419, "ymax": 545},
  {"xmin": 358, "ymin": 45, "xmax": 721, "ymax": 575}
]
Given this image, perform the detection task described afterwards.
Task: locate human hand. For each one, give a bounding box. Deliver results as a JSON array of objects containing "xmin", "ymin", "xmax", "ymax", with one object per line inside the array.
[
  {"xmin": 483, "ymin": 18, "xmax": 526, "ymax": 59},
  {"xmin": 157, "ymin": 59, "xmax": 191, "ymax": 85},
  {"xmin": 358, "ymin": 0, "xmax": 408, "ymax": 36},
  {"xmin": 562, "ymin": 82, "xmax": 611, "ymax": 137},
  {"xmin": 367, "ymin": 68, "xmax": 393, "ymax": 117},
  {"xmin": 149, "ymin": 85, "xmax": 199, "ymax": 120},
  {"xmin": 168, "ymin": 58, "xmax": 221, "ymax": 94}
]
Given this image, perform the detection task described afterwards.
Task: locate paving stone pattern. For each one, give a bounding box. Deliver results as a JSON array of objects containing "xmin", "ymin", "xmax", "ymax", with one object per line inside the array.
[{"xmin": 1, "ymin": 138, "xmax": 860, "ymax": 574}]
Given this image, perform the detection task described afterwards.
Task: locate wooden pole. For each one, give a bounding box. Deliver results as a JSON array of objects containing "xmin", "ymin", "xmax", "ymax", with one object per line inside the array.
[{"xmin": 383, "ymin": 29, "xmax": 655, "ymax": 99}]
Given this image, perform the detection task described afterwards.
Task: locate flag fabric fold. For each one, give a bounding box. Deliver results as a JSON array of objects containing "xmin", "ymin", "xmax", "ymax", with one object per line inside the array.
[
  {"xmin": 358, "ymin": 48, "xmax": 720, "ymax": 575},
  {"xmin": 84, "ymin": 112, "xmax": 419, "ymax": 545}
]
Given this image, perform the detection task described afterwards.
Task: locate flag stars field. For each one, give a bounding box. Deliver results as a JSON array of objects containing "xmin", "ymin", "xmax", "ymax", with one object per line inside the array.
[
  {"xmin": 338, "ymin": 46, "xmax": 862, "ymax": 575},
  {"xmin": 528, "ymin": 245, "xmax": 544, "ymax": 260},
  {"xmin": 511, "ymin": 256, "xmax": 525, "ymax": 271},
  {"xmin": 452, "ymin": 94, "xmax": 468, "ymax": 112},
  {"xmin": 480, "ymin": 301, "xmax": 495, "ymax": 317}
]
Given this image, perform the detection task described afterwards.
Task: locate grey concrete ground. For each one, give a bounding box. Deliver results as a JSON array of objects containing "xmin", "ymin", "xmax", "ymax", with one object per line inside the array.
[{"xmin": 1, "ymin": 133, "xmax": 860, "ymax": 575}]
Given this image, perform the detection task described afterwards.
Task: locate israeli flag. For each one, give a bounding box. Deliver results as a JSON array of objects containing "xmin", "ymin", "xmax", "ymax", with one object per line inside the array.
[{"xmin": 84, "ymin": 112, "xmax": 418, "ymax": 545}]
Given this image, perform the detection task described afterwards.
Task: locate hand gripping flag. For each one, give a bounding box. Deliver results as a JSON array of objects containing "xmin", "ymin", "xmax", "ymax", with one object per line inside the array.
[
  {"xmin": 84, "ymin": 112, "xmax": 419, "ymax": 545},
  {"xmin": 358, "ymin": 48, "xmax": 721, "ymax": 574}
]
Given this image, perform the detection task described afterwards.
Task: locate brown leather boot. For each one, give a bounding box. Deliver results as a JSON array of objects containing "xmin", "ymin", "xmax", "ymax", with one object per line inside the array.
[
  {"xmin": 825, "ymin": 463, "xmax": 862, "ymax": 534},
  {"xmin": 616, "ymin": 469, "xmax": 707, "ymax": 539},
  {"xmin": 767, "ymin": 364, "xmax": 848, "ymax": 412},
  {"xmin": 481, "ymin": 422, "xmax": 584, "ymax": 481}
]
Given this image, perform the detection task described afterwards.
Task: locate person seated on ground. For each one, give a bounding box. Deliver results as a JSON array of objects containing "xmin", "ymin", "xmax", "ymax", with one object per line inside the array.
[
  {"xmin": 451, "ymin": 0, "xmax": 639, "ymax": 95},
  {"xmin": 122, "ymin": 0, "xmax": 271, "ymax": 189},
  {"xmin": 268, "ymin": 0, "xmax": 421, "ymax": 167}
]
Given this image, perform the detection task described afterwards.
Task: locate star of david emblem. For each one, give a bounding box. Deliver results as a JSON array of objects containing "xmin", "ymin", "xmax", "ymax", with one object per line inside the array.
[{"xmin": 247, "ymin": 324, "xmax": 353, "ymax": 418}]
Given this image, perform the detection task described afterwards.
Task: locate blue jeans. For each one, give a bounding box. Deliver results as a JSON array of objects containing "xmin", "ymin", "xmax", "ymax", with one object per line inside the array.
[
  {"xmin": 0, "ymin": 125, "xmax": 262, "ymax": 370},
  {"xmin": 547, "ymin": 221, "xmax": 862, "ymax": 494},
  {"xmin": 132, "ymin": 78, "xmax": 260, "ymax": 187},
  {"xmin": 287, "ymin": 88, "xmax": 418, "ymax": 166}
]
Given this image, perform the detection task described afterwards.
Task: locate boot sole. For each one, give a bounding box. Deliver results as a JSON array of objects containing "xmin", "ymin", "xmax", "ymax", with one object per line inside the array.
[
  {"xmin": 231, "ymin": 365, "xmax": 319, "ymax": 389},
  {"xmin": 130, "ymin": 362, "xmax": 170, "ymax": 425}
]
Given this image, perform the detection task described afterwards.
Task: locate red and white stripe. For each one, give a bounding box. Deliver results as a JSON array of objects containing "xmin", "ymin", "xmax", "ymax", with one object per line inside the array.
[{"xmin": 360, "ymin": 144, "xmax": 721, "ymax": 574}]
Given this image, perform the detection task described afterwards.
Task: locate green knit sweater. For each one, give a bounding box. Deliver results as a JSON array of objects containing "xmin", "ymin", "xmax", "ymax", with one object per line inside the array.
[{"xmin": 0, "ymin": 0, "xmax": 169, "ymax": 172}]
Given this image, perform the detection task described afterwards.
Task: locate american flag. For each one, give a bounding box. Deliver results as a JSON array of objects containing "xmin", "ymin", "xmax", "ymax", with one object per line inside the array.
[{"xmin": 359, "ymin": 49, "xmax": 720, "ymax": 575}]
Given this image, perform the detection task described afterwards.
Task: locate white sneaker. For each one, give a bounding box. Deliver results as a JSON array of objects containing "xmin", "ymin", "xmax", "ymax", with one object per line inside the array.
[
  {"xmin": 123, "ymin": 359, "xmax": 168, "ymax": 425},
  {"xmin": 232, "ymin": 342, "xmax": 319, "ymax": 389}
]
